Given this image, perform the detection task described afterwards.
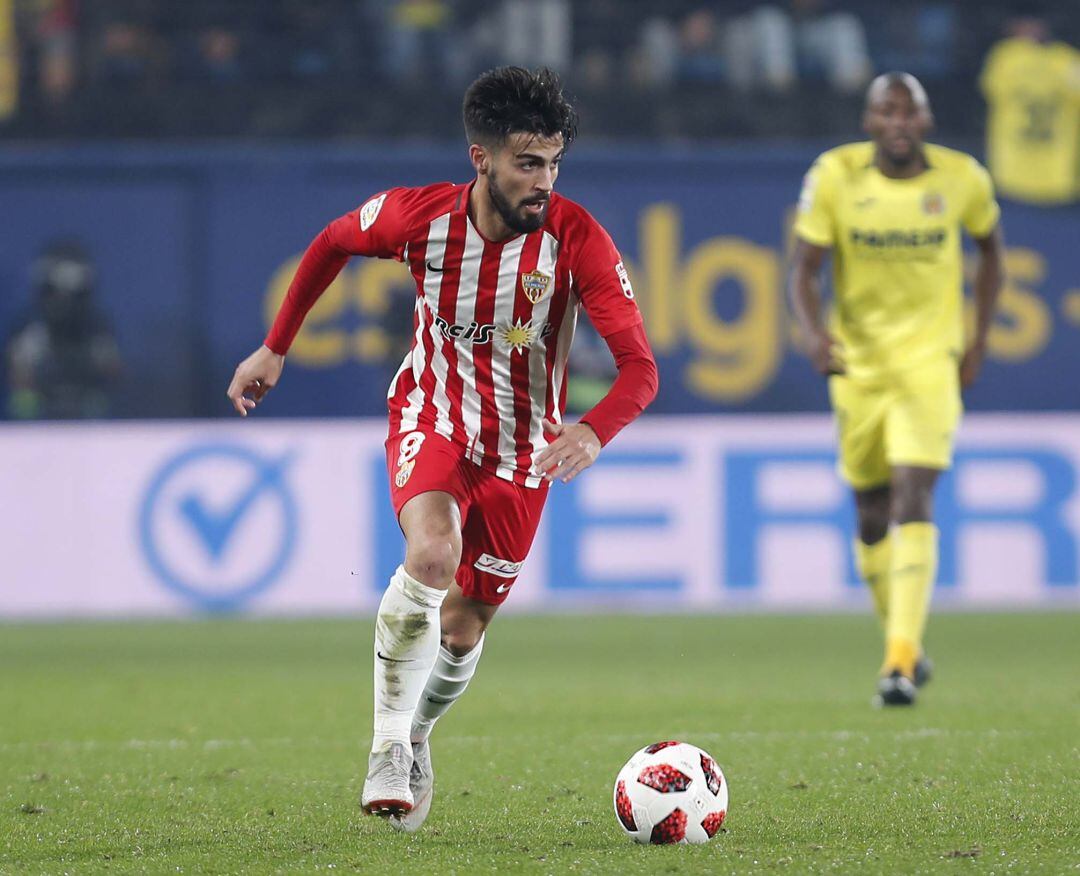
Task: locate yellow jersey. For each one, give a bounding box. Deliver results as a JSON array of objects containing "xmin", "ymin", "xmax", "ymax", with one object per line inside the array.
[
  {"xmin": 980, "ymin": 37, "xmax": 1080, "ymax": 205},
  {"xmin": 793, "ymin": 142, "xmax": 1000, "ymax": 381}
]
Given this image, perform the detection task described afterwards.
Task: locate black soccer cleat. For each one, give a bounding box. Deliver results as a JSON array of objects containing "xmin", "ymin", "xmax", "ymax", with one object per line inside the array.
[
  {"xmin": 876, "ymin": 669, "xmax": 917, "ymax": 706},
  {"xmin": 913, "ymin": 654, "xmax": 933, "ymax": 689}
]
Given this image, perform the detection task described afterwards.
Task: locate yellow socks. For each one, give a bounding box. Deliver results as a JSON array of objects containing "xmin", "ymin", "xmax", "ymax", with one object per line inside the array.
[
  {"xmin": 854, "ymin": 537, "xmax": 891, "ymax": 627},
  {"xmin": 883, "ymin": 522, "xmax": 938, "ymax": 677}
]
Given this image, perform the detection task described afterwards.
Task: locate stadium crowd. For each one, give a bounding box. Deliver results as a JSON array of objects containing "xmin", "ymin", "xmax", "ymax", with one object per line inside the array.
[{"xmin": 2, "ymin": 0, "xmax": 1075, "ymax": 141}]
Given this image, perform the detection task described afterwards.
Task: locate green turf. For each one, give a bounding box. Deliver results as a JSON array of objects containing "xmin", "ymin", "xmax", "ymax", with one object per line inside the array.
[{"xmin": 1, "ymin": 613, "xmax": 1077, "ymax": 874}]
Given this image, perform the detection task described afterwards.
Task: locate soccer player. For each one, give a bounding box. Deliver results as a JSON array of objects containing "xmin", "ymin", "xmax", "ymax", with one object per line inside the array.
[
  {"xmin": 789, "ymin": 72, "xmax": 1004, "ymax": 706},
  {"xmin": 226, "ymin": 68, "xmax": 658, "ymax": 826}
]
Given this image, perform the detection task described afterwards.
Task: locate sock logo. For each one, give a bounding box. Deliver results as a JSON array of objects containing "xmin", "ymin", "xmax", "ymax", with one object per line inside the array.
[
  {"xmin": 376, "ymin": 650, "xmax": 413, "ymax": 664},
  {"xmin": 474, "ymin": 553, "xmax": 522, "ymax": 579}
]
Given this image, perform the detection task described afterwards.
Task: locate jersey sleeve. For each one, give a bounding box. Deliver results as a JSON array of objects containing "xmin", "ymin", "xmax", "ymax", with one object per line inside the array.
[
  {"xmin": 336, "ymin": 187, "xmax": 417, "ymax": 261},
  {"xmin": 570, "ymin": 217, "xmax": 644, "ymax": 339},
  {"xmin": 792, "ymin": 157, "xmax": 838, "ymax": 248},
  {"xmin": 960, "ymin": 160, "xmax": 1001, "ymax": 238},
  {"xmin": 579, "ymin": 322, "xmax": 658, "ymax": 446},
  {"xmin": 263, "ymin": 187, "xmax": 421, "ymax": 354}
]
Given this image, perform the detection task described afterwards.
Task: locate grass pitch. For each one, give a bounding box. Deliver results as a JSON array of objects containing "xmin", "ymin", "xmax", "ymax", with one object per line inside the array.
[{"xmin": 1, "ymin": 613, "xmax": 1077, "ymax": 874}]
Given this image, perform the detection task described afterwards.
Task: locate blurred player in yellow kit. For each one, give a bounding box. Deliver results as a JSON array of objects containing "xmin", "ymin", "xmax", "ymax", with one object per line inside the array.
[{"xmin": 789, "ymin": 72, "xmax": 1005, "ymax": 706}]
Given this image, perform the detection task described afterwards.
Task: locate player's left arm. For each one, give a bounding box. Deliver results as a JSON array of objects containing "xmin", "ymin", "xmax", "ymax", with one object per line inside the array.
[
  {"xmin": 963, "ymin": 224, "xmax": 1005, "ymax": 387},
  {"xmin": 961, "ymin": 161, "xmax": 1006, "ymax": 388},
  {"xmin": 534, "ymin": 223, "xmax": 659, "ymax": 484}
]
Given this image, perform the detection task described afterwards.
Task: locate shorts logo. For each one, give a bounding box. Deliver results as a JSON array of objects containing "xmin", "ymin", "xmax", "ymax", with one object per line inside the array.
[
  {"xmin": 394, "ymin": 431, "xmax": 425, "ymax": 488},
  {"xmin": 521, "ymin": 270, "xmax": 552, "ymax": 304},
  {"xmin": 615, "ymin": 261, "xmax": 634, "ymax": 299},
  {"xmin": 359, "ymin": 193, "xmax": 387, "ymax": 231},
  {"xmin": 474, "ymin": 552, "xmax": 523, "ymax": 579}
]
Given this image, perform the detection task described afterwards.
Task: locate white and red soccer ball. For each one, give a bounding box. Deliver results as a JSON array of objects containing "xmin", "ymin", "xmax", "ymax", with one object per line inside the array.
[{"xmin": 613, "ymin": 741, "xmax": 728, "ymax": 845}]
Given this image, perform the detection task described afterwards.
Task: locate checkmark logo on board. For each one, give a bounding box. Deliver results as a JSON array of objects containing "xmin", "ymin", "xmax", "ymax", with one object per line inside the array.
[
  {"xmin": 140, "ymin": 442, "xmax": 298, "ymax": 608},
  {"xmin": 177, "ymin": 452, "xmax": 293, "ymax": 561}
]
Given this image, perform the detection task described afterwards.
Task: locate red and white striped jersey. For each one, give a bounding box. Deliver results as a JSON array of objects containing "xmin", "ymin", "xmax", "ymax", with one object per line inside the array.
[{"xmin": 351, "ymin": 181, "xmax": 643, "ymax": 488}]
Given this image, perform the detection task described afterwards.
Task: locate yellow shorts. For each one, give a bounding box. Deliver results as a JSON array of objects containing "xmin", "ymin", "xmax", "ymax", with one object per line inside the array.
[{"xmin": 828, "ymin": 358, "xmax": 962, "ymax": 490}]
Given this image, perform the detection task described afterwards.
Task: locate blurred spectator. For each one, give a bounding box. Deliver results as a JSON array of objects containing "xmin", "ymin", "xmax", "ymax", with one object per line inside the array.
[
  {"xmin": 867, "ymin": 3, "xmax": 958, "ymax": 80},
  {"xmin": 980, "ymin": 11, "xmax": 1080, "ymax": 204},
  {"xmin": 0, "ymin": 0, "xmax": 1065, "ymax": 142},
  {"xmin": 94, "ymin": 18, "xmax": 160, "ymax": 86},
  {"xmin": 499, "ymin": 0, "xmax": 570, "ymax": 71},
  {"xmin": 723, "ymin": 1, "xmax": 872, "ymax": 93},
  {"xmin": 281, "ymin": 0, "xmax": 356, "ymax": 81},
  {"xmin": 572, "ymin": 0, "xmax": 631, "ymax": 91},
  {"xmin": 4, "ymin": 241, "xmax": 122, "ymax": 420},
  {"xmin": 375, "ymin": 0, "xmax": 455, "ymax": 85},
  {"xmin": 676, "ymin": 7, "xmax": 726, "ymax": 84},
  {"xmin": 633, "ymin": 13, "xmax": 680, "ymax": 90},
  {"xmin": 33, "ymin": 0, "xmax": 78, "ymax": 107},
  {"xmin": 193, "ymin": 27, "xmax": 242, "ymax": 81},
  {"xmin": 0, "ymin": 0, "xmax": 16, "ymax": 120}
]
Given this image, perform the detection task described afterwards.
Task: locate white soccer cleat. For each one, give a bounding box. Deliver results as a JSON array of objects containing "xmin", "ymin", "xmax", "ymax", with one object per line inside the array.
[
  {"xmin": 389, "ymin": 740, "xmax": 435, "ymax": 833},
  {"xmin": 361, "ymin": 742, "xmax": 414, "ymax": 817}
]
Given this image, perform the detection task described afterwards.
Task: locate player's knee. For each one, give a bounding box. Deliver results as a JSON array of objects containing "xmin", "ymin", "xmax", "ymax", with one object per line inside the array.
[
  {"xmin": 891, "ymin": 484, "xmax": 934, "ymax": 524},
  {"xmin": 858, "ymin": 515, "xmax": 889, "ymax": 544},
  {"xmin": 855, "ymin": 491, "xmax": 890, "ymax": 542},
  {"xmin": 440, "ymin": 602, "xmax": 488, "ymax": 656},
  {"xmin": 406, "ymin": 532, "xmax": 462, "ymax": 587},
  {"xmin": 442, "ymin": 623, "xmax": 484, "ymax": 657}
]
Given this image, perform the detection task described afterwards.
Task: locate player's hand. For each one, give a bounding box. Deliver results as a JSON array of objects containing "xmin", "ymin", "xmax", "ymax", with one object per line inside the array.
[
  {"xmin": 226, "ymin": 345, "xmax": 285, "ymax": 416},
  {"xmin": 959, "ymin": 341, "xmax": 986, "ymax": 388},
  {"xmin": 535, "ymin": 419, "xmax": 601, "ymax": 484},
  {"xmin": 806, "ymin": 329, "xmax": 845, "ymax": 376}
]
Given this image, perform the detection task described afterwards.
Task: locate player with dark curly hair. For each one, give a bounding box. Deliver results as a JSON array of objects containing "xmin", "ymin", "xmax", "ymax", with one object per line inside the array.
[{"xmin": 227, "ymin": 67, "xmax": 658, "ymax": 830}]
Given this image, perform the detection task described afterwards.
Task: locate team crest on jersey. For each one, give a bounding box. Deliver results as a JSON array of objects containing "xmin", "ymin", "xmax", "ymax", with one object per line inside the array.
[
  {"xmin": 395, "ymin": 458, "xmax": 415, "ymax": 488},
  {"xmin": 520, "ymin": 270, "xmax": 552, "ymax": 304},
  {"xmin": 359, "ymin": 193, "xmax": 387, "ymax": 231},
  {"xmin": 922, "ymin": 192, "xmax": 945, "ymax": 215}
]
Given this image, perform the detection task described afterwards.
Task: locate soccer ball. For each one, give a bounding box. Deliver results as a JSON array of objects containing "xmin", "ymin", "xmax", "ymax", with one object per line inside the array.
[{"xmin": 613, "ymin": 741, "xmax": 728, "ymax": 844}]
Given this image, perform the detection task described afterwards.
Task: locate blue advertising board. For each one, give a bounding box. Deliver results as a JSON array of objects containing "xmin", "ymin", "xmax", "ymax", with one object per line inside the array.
[{"xmin": 1, "ymin": 144, "xmax": 1077, "ymax": 417}]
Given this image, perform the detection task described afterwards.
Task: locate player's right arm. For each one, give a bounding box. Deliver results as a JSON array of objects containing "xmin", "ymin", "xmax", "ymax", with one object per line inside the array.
[
  {"xmin": 226, "ymin": 190, "xmax": 410, "ymax": 416},
  {"xmin": 789, "ymin": 158, "xmax": 845, "ymax": 376}
]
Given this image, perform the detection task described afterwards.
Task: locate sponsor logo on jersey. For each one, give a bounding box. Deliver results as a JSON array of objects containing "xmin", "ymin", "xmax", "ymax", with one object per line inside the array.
[
  {"xmin": 615, "ymin": 260, "xmax": 634, "ymax": 299},
  {"xmin": 474, "ymin": 553, "xmax": 523, "ymax": 579},
  {"xmin": 359, "ymin": 193, "xmax": 387, "ymax": 231},
  {"xmin": 521, "ymin": 270, "xmax": 552, "ymax": 304},
  {"xmin": 498, "ymin": 318, "xmax": 553, "ymax": 354},
  {"xmin": 434, "ymin": 316, "xmax": 497, "ymax": 343},
  {"xmin": 851, "ymin": 225, "xmax": 946, "ymax": 250},
  {"xmin": 922, "ymin": 192, "xmax": 945, "ymax": 215},
  {"xmin": 433, "ymin": 315, "xmax": 554, "ymax": 348}
]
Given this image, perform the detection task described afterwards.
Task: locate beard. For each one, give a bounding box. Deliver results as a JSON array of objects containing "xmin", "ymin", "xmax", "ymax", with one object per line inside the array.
[
  {"xmin": 884, "ymin": 147, "xmax": 917, "ymax": 167},
  {"xmin": 488, "ymin": 169, "xmax": 549, "ymax": 234}
]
